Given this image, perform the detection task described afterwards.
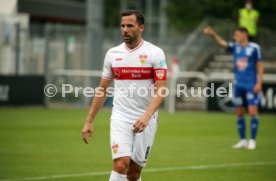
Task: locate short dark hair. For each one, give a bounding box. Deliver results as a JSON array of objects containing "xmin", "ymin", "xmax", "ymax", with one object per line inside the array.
[
  {"xmin": 121, "ymin": 10, "xmax": 145, "ymax": 25},
  {"xmin": 235, "ymin": 27, "xmax": 249, "ymax": 35}
]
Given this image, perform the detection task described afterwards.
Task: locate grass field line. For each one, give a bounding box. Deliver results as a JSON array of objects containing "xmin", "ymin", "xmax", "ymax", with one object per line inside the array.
[{"xmin": 1, "ymin": 161, "xmax": 276, "ymax": 181}]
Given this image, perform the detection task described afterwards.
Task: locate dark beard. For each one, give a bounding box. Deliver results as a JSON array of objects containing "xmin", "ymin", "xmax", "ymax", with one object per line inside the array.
[{"xmin": 123, "ymin": 36, "xmax": 134, "ymax": 44}]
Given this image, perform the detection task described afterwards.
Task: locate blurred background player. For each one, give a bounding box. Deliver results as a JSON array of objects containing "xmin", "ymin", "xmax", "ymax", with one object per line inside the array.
[
  {"xmin": 239, "ymin": 0, "xmax": 260, "ymax": 42},
  {"xmin": 204, "ymin": 26, "xmax": 264, "ymax": 150},
  {"xmin": 82, "ymin": 10, "xmax": 167, "ymax": 181}
]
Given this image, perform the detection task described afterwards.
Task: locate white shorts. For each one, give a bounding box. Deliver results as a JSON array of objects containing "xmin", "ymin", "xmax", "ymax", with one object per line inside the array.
[{"xmin": 110, "ymin": 119, "xmax": 158, "ymax": 167}]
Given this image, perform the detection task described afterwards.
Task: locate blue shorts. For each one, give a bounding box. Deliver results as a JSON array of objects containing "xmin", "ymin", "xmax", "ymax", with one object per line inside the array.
[{"xmin": 233, "ymin": 85, "xmax": 259, "ymax": 107}]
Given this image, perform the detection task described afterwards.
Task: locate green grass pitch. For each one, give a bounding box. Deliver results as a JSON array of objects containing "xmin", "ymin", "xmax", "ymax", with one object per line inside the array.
[{"xmin": 0, "ymin": 108, "xmax": 275, "ymax": 181}]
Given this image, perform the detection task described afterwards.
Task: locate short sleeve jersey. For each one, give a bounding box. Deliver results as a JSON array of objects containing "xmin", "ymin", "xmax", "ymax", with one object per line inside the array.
[
  {"xmin": 102, "ymin": 40, "xmax": 167, "ymax": 124},
  {"xmin": 227, "ymin": 42, "xmax": 262, "ymax": 89}
]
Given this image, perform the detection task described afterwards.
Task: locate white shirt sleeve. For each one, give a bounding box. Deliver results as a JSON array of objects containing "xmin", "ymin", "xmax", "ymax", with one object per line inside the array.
[
  {"xmin": 152, "ymin": 48, "xmax": 167, "ymax": 81},
  {"xmin": 255, "ymin": 44, "xmax": 262, "ymax": 61},
  {"xmin": 101, "ymin": 50, "xmax": 113, "ymax": 80}
]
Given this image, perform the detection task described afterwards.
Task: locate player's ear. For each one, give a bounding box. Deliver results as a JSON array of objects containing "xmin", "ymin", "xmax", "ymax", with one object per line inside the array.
[{"xmin": 139, "ymin": 24, "xmax": 144, "ymax": 33}]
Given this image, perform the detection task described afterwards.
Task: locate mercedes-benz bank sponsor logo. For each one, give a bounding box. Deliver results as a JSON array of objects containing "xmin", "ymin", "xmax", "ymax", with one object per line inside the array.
[{"xmin": 0, "ymin": 85, "xmax": 9, "ymax": 102}]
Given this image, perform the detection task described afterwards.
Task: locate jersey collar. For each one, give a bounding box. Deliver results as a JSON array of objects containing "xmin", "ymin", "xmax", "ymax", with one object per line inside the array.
[{"xmin": 124, "ymin": 40, "xmax": 144, "ymax": 53}]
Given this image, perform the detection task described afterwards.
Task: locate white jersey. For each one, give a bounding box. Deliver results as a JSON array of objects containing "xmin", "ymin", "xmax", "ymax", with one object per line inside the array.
[{"xmin": 101, "ymin": 40, "xmax": 167, "ymax": 124}]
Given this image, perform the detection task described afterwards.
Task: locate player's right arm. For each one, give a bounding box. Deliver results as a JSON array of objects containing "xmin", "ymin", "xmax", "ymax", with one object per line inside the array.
[
  {"xmin": 204, "ymin": 25, "xmax": 228, "ymax": 49},
  {"xmin": 82, "ymin": 50, "xmax": 113, "ymax": 144},
  {"xmin": 82, "ymin": 78, "xmax": 112, "ymax": 144}
]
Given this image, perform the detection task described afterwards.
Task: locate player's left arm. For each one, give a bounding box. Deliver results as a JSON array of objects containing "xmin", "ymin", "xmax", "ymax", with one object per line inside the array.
[
  {"xmin": 133, "ymin": 48, "xmax": 167, "ymax": 133},
  {"xmin": 253, "ymin": 44, "xmax": 264, "ymax": 93},
  {"xmin": 133, "ymin": 80, "xmax": 167, "ymax": 133},
  {"xmin": 254, "ymin": 61, "xmax": 264, "ymax": 93}
]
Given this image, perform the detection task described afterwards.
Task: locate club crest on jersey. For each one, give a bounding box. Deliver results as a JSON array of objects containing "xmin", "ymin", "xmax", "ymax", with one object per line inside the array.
[
  {"xmin": 236, "ymin": 58, "xmax": 248, "ymax": 71},
  {"xmin": 155, "ymin": 69, "xmax": 165, "ymax": 79},
  {"xmin": 112, "ymin": 143, "xmax": 119, "ymax": 154},
  {"xmin": 139, "ymin": 54, "xmax": 148, "ymax": 65},
  {"xmin": 246, "ymin": 47, "xmax": 253, "ymax": 56}
]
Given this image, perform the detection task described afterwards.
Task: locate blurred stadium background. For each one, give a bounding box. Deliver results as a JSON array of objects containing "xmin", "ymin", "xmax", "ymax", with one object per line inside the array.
[{"xmin": 0, "ymin": 0, "xmax": 276, "ymax": 181}]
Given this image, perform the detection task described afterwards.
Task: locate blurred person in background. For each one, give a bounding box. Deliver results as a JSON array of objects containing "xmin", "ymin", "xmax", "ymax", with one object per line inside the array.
[
  {"xmin": 239, "ymin": 0, "xmax": 260, "ymax": 42},
  {"xmin": 204, "ymin": 26, "xmax": 264, "ymax": 150}
]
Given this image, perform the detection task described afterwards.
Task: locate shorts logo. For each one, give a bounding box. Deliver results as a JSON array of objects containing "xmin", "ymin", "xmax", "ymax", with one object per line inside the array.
[
  {"xmin": 233, "ymin": 97, "xmax": 243, "ymax": 106},
  {"xmin": 112, "ymin": 143, "xmax": 119, "ymax": 154},
  {"xmin": 155, "ymin": 70, "xmax": 165, "ymax": 79},
  {"xmin": 145, "ymin": 146, "xmax": 150, "ymax": 159},
  {"xmin": 139, "ymin": 54, "xmax": 148, "ymax": 65},
  {"xmin": 247, "ymin": 93, "xmax": 254, "ymax": 100}
]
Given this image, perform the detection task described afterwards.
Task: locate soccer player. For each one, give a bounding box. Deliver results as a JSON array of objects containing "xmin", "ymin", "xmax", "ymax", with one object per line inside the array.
[
  {"xmin": 82, "ymin": 10, "xmax": 167, "ymax": 181},
  {"xmin": 204, "ymin": 26, "xmax": 263, "ymax": 150}
]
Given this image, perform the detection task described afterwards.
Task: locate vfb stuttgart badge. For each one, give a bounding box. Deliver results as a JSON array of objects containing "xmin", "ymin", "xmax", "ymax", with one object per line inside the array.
[
  {"xmin": 156, "ymin": 69, "xmax": 165, "ymax": 79},
  {"xmin": 112, "ymin": 143, "xmax": 119, "ymax": 154},
  {"xmin": 139, "ymin": 54, "xmax": 148, "ymax": 65}
]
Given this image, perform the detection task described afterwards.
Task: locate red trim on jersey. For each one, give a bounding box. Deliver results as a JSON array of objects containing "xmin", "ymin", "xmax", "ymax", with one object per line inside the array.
[
  {"xmin": 112, "ymin": 67, "xmax": 153, "ymax": 80},
  {"xmin": 125, "ymin": 40, "xmax": 144, "ymax": 53},
  {"xmin": 153, "ymin": 68, "xmax": 167, "ymax": 81}
]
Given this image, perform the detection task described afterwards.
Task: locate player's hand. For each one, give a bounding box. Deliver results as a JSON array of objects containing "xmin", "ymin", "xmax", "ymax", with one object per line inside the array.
[
  {"xmin": 253, "ymin": 82, "xmax": 262, "ymax": 93},
  {"xmin": 133, "ymin": 115, "xmax": 150, "ymax": 133},
  {"xmin": 82, "ymin": 120, "xmax": 94, "ymax": 144},
  {"xmin": 203, "ymin": 26, "xmax": 215, "ymax": 36}
]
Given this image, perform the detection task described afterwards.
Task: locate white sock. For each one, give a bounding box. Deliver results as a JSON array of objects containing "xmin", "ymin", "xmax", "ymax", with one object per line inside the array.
[{"xmin": 109, "ymin": 171, "xmax": 127, "ymax": 181}]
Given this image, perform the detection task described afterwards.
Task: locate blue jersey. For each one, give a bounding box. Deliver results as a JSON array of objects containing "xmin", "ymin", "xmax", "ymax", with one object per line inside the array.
[{"xmin": 227, "ymin": 42, "xmax": 262, "ymax": 89}]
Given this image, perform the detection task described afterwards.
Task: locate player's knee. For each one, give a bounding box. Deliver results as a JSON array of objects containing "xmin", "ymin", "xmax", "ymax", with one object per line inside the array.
[
  {"xmin": 237, "ymin": 113, "xmax": 244, "ymax": 117},
  {"xmin": 248, "ymin": 108, "xmax": 258, "ymax": 117},
  {"xmin": 127, "ymin": 166, "xmax": 141, "ymax": 181},
  {"xmin": 114, "ymin": 163, "xmax": 128, "ymax": 174},
  {"xmin": 236, "ymin": 109, "xmax": 244, "ymax": 117},
  {"xmin": 236, "ymin": 111, "xmax": 244, "ymax": 117},
  {"xmin": 249, "ymin": 109, "xmax": 258, "ymax": 117},
  {"xmin": 127, "ymin": 172, "xmax": 140, "ymax": 181},
  {"xmin": 113, "ymin": 159, "xmax": 129, "ymax": 174}
]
